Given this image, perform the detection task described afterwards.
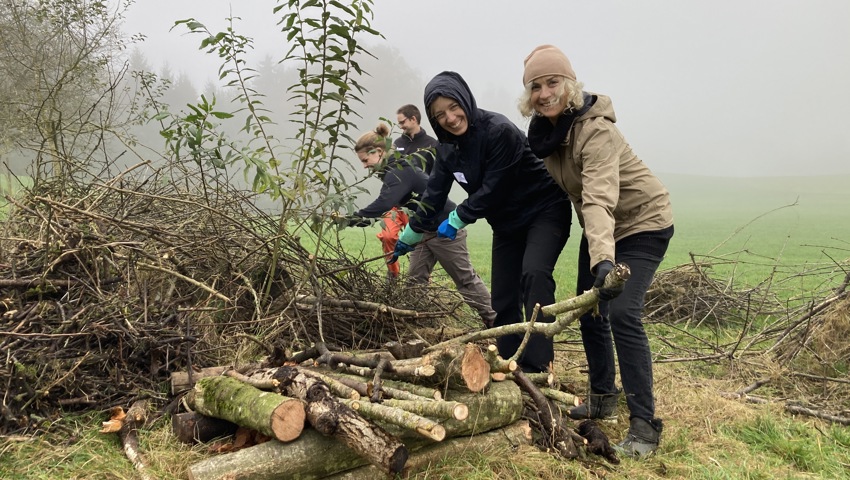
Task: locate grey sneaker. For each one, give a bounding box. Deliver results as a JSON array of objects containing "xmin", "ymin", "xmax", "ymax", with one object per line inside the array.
[
  {"xmin": 615, "ymin": 417, "xmax": 662, "ymax": 459},
  {"xmin": 568, "ymin": 389, "xmax": 620, "ymax": 420}
]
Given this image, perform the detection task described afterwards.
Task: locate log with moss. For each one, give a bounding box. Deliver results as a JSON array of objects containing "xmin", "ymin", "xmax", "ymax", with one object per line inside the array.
[
  {"xmin": 186, "ymin": 376, "xmax": 305, "ymax": 443},
  {"xmin": 187, "ymin": 379, "xmax": 523, "ymax": 480},
  {"xmin": 270, "ymin": 366, "xmax": 408, "ymax": 475},
  {"xmin": 325, "ymin": 420, "xmax": 533, "ymax": 479}
]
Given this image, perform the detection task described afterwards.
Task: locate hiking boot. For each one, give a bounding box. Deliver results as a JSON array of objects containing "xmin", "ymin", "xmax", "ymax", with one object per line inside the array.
[
  {"xmin": 614, "ymin": 417, "xmax": 662, "ymax": 459},
  {"xmin": 568, "ymin": 389, "xmax": 620, "ymax": 421}
]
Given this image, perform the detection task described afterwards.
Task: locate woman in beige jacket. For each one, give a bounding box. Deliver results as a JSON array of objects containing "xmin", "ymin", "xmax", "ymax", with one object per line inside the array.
[{"xmin": 519, "ymin": 44, "xmax": 674, "ymax": 459}]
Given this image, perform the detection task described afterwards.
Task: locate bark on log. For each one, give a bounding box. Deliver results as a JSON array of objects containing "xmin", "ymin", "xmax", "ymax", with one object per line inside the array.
[
  {"xmin": 172, "ymin": 412, "xmax": 239, "ymax": 444},
  {"xmin": 271, "ymin": 366, "xmax": 408, "ymax": 475},
  {"xmin": 186, "ymin": 376, "xmax": 305, "ymax": 443},
  {"xmin": 170, "ymin": 363, "xmax": 263, "ymax": 394},
  {"xmin": 382, "ymin": 398, "xmax": 469, "ymax": 421},
  {"xmin": 484, "ymin": 344, "xmax": 517, "ymax": 373},
  {"xmin": 424, "ymin": 263, "xmax": 630, "ymax": 351},
  {"xmin": 342, "ymin": 399, "xmax": 447, "ymax": 441},
  {"xmin": 542, "ymin": 388, "xmax": 579, "ymax": 407},
  {"xmin": 171, "ymin": 366, "xmax": 230, "ymax": 394},
  {"xmin": 417, "ymin": 342, "xmax": 490, "ymax": 392},
  {"xmin": 187, "ymin": 380, "xmax": 523, "ymax": 480},
  {"xmin": 384, "ymin": 339, "xmax": 427, "ymax": 359},
  {"xmin": 325, "ymin": 420, "xmax": 533, "ymax": 479}
]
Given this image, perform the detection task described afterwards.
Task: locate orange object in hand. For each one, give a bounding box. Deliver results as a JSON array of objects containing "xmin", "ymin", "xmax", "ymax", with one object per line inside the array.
[{"xmin": 376, "ymin": 207, "xmax": 409, "ymax": 277}]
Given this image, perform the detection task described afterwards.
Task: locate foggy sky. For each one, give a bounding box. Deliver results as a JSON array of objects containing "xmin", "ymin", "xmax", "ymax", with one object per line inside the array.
[{"xmin": 121, "ymin": 0, "xmax": 850, "ymax": 177}]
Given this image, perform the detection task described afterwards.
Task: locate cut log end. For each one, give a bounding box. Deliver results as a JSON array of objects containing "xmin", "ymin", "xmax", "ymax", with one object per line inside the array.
[
  {"xmin": 271, "ymin": 399, "xmax": 307, "ymax": 442},
  {"xmin": 453, "ymin": 404, "xmax": 469, "ymax": 421},
  {"xmin": 461, "ymin": 344, "xmax": 491, "ymax": 392},
  {"xmin": 418, "ymin": 424, "xmax": 446, "ymax": 442}
]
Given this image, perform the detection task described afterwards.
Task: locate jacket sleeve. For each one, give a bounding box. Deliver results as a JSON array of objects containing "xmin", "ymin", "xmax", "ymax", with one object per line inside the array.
[
  {"xmin": 577, "ymin": 118, "xmax": 620, "ymax": 268},
  {"xmin": 455, "ymin": 123, "xmax": 524, "ymax": 224},
  {"xmin": 351, "ymin": 168, "xmax": 410, "ymax": 222},
  {"xmin": 409, "ymin": 151, "xmax": 452, "ymax": 232}
]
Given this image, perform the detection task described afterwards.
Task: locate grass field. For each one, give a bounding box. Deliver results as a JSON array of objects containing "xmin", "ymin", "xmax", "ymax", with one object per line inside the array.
[
  {"xmin": 345, "ymin": 173, "xmax": 850, "ymax": 301},
  {"xmin": 2, "ymin": 174, "xmax": 849, "ymax": 479}
]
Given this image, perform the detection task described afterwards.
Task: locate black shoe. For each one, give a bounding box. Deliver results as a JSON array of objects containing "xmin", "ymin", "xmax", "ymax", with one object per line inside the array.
[
  {"xmin": 614, "ymin": 417, "xmax": 662, "ymax": 458},
  {"xmin": 568, "ymin": 389, "xmax": 620, "ymax": 420}
]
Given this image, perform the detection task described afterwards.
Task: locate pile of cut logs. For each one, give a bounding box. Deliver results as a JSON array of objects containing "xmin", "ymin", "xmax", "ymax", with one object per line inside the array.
[{"xmin": 167, "ymin": 264, "xmax": 631, "ymax": 479}]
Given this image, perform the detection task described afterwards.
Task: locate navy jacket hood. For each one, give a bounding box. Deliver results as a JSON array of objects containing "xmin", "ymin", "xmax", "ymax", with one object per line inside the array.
[{"xmin": 424, "ymin": 71, "xmax": 478, "ymax": 143}]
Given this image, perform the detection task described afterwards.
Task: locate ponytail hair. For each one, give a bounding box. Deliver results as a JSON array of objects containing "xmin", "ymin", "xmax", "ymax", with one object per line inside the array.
[{"xmin": 355, "ymin": 123, "xmax": 392, "ymax": 154}]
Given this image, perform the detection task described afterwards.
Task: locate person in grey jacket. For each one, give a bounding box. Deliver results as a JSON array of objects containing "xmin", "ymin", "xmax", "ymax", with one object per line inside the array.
[
  {"xmin": 519, "ymin": 44, "xmax": 674, "ymax": 458},
  {"xmin": 391, "ymin": 71, "xmax": 572, "ymax": 373},
  {"xmin": 346, "ymin": 123, "xmax": 496, "ymax": 327}
]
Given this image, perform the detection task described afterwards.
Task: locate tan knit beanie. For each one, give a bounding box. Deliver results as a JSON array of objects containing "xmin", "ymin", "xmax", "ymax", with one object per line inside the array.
[{"xmin": 522, "ymin": 44, "xmax": 576, "ymax": 85}]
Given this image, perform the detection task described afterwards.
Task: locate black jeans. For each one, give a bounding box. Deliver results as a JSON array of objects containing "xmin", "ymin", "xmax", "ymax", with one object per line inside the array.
[
  {"xmin": 576, "ymin": 226, "xmax": 673, "ymax": 422},
  {"xmin": 492, "ymin": 201, "xmax": 571, "ymax": 372}
]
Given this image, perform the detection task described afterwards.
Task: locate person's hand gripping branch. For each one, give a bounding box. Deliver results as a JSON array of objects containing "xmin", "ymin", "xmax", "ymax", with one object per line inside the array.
[
  {"xmin": 437, "ymin": 210, "xmax": 467, "ymax": 240},
  {"xmin": 388, "ymin": 225, "xmax": 423, "ymax": 264},
  {"xmin": 593, "ymin": 260, "xmax": 625, "ymax": 301}
]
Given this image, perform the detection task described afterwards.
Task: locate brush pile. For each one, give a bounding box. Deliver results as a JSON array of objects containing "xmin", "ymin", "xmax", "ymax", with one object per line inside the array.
[{"xmin": 0, "ymin": 169, "xmax": 464, "ymax": 435}]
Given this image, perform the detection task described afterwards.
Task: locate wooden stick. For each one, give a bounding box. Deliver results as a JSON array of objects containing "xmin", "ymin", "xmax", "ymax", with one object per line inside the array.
[
  {"xmin": 382, "ymin": 398, "xmax": 469, "ymax": 421},
  {"xmin": 424, "ymin": 264, "xmax": 629, "ymax": 352},
  {"xmin": 342, "ymin": 399, "xmax": 447, "ymax": 442},
  {"xmin": 119, "ymin": 400, "xmax": 154, "ymax": 480}
]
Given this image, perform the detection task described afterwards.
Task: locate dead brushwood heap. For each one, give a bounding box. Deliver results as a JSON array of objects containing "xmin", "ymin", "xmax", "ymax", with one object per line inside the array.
[{"xmin": 0, "ymin": 172, "xmax": 467, "ymax": 435}]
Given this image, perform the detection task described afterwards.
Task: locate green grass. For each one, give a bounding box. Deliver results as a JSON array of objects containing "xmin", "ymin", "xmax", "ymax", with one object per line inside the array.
[
  {"xmin": 721, "ymin": 415, "xmax": 850, "ymax": 478},
  {"xmin": 341, "ymin": 174, "xmax": 850, "ymax": 302}
]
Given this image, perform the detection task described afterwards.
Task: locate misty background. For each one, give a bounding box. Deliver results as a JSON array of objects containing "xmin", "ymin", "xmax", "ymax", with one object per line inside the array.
[{"xmin": 119, "ymin": 0, "xmax": 850, "ymax": 181}]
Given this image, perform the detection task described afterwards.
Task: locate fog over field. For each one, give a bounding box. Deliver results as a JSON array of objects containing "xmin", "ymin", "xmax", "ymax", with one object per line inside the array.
[{"xmin": 121, "ymin": 0, "xmax": 850, "ymax": 178}]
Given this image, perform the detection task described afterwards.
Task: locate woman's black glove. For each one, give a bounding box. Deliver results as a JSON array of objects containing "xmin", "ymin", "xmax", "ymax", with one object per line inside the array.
[{"xmin": 593, "ymin": 260, "xmax": 624, "ymax": 301}]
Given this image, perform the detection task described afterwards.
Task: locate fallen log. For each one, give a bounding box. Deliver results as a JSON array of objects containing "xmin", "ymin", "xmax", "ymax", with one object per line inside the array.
[
  {"xmin": 270, "ymin": 366, "xmax": 408, "ymax": 475},
  {"xmin": 186, "ymin": 376, "xmax": 305, "ymax": 443},
  {"xmin": 170, "ymin": 363, "xmax": 262, "ymax": 394},
  {"xmin": 325, "ymin": 420, "xmax": 533, "ymax": 479},
  {"xmin": 383, "ymin": 339, "xmax": 427, "ymax": 359},
  {"xmin": 318, "ymin": 371, "xmax": 441, "ymax": 402},
  {"xmin": 342, "ymin": 399, "xmax": 446, "ymax": 441},
  {"xmin": 187, "ymin": 379, "xmax": 523, "ymax": 480},
  {"xmin": 171, "ymin": 366, "xmax": 230, "ymax": 394},
  {"xmin": 417, "ymin": 342, "xmax": 490, "ymax": 393},
  {"xmin": 382, "ymin": 398, "xmax": 469, "ymax": 421}
]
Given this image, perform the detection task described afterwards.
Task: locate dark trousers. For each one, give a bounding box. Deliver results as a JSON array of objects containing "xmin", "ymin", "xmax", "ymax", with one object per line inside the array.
[
  {"xmin": 492, "ymin": 202, "xmax": 571, "ymax": 372},
  {"xmin": 577, "ymin": 226, "xmax": 673, "ymax": 422}
]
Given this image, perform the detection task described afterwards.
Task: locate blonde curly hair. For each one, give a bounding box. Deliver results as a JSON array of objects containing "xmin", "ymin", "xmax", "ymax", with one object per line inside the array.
[{"xmin": 517, "ymin": 76, "xmax": 585, "ymax": 118}]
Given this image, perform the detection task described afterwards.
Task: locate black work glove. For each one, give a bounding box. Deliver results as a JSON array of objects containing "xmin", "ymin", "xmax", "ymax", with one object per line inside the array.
[{"xmin": 593, "ymin": 260, "xmax": 623, "ymax": 301}]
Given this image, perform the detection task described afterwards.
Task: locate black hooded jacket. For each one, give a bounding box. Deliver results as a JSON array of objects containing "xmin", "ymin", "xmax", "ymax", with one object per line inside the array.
[
  {"xmin": 348, "ymin": 155, "xmax": 454, "ymax": 229},
  {"xmin": 409, "ymin": 71, "xmax": 569, "ymax": 234}
]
